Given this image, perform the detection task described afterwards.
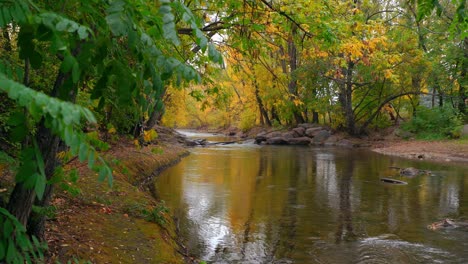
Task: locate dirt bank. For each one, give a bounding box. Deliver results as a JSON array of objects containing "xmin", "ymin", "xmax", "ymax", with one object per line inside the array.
[
  {"xmin": 371, "ymin": 139, "xmax": 468, "ymax": 164},
  {"xmin": 45, "ymin": 131, "xmax": 192, "ymax": 263}
]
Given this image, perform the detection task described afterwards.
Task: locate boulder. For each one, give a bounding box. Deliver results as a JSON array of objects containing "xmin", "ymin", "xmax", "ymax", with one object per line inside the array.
[
  {"xmin": 266, "ymin": 137, "xmax": 288, "ymax": 145},
  {"xmin": 255, "ymin": 132, "xmax": 268, "ymax": 144},
  {"xmin": 298, "ymin": 123, "xmax": 318, "ymax": 129},
  {"xmin": 287, "ymin": 137, "xmax": 311, "ymax": 145},
  {"xmin": 255, "ymin": 135, "xmax": 267, "ymax": 144},
  {"xmin": 267, "ymin": 131, "xmax": 282, "ymax": 138},
  {"xmin": 305, "ymin": 127, "xmax": 324, "ymax": 137},
  {"xmin": 335, "ymin": 139, "xmax": 355, "ymax": 148},
  {"xmin": 292, "ymin": 127, "xmax": 305, "ymax": 137},
  {"xmin": 282, "ymin": 131, "xmax": 296, "ymax": 139},
  {"xmin": 313, "ymin": 130, "xmax": 331, "ymax": 143}
]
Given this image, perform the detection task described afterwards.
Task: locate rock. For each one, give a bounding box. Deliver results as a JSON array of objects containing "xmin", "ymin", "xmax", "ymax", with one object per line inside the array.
[
  {"xmin": 292, "ymin": 127, "xmax": 305, "ymax": 137},
  {"xmin": 297, "ymin": 123, "xmax": 318, "ymax": 129},
  {"xmin": 282, "ymin": 131, "xmax": 296, "ymax": 139},
  {"xmin": 287, "ymin": 137, "xmax": 311, "ymax": 145},
  {"xmin": 335, "ymin": 139, "xmax": 355, "ymax": 148},
  {"xmin": 313, "ymin": 130, "xmax": 331, "ymax": 143},
  {"xmin": 427, "ymin": 219, "xmax": 455, "ymax": 230},
  {"xmin": 395, "ymin": 129, "xmax": 414, "ymax": 139},
  {"xmin": 185, "ymin": 138, "xmax": 207, "ymax": 146},
  {"xmin": 399, "ymin": 167, "xmax": 430, "ymax": 176},
  {"xmin": 266, "ymin": 131, "xmax": 282, "ymax": 138},
  {"xmin": 266, "ymin": 137, "xmax": 288, "ymax": 145},
  {"xmin": 305, "ymin": 127, "xmax": 323, "ymax": 137},
  {"xmin": 462, "ymin": 124, "xmax": 468, "ymax": 137},
  {"xmin": 255, "ymin": 133, "xmax": 267, "ymax": 144}
]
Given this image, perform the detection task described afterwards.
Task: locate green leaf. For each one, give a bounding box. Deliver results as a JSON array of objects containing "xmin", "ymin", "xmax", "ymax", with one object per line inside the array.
[
  {"xmin": 72, "ymin": 62, "xmax": 80, "ymax": 83},
  {"xmin": 77, "ymin": 26, "xmax": 89, "ymax": 39},
  {"xmin": 3, "ymin": 219, "xmax": 13, "ymax": 236},
  {"xmin": 55, "ymin": 19, "xmax": 68, "ymax": 31},
  {"xmin": 61, "ymin": 54, "xmax": 75, "ymax": 73},
  {"xmin": 7, "ymin": 111, "xmax": 26, "ymax": 126},
  {"xmin": 6, "ymin": 239, "xmax": 16, "ymax": 263},
  {"xmin": 78, "ymin": 143, "xmax": 87, "ymax": 162},
  {"xmin": 34, "ymin": 172, "xmax": 46, "ymax": 200},
  {"xmin": 208, "ymin": 43, "xmax": 223, "ymax": 64},
  {"xmin": 1, "ymin": 7, "xmax": 12, "ymax": 26},
  {"xmin": 0, "ymin": 239, "xmax": 5, "ymax": 260},
  {"xmin": 88, "ymin": 150, "xmax": 95, "ymax": 168},
  {"xmin": 98, "ymin": 166, "xmax": 106, "ymax": 182}
]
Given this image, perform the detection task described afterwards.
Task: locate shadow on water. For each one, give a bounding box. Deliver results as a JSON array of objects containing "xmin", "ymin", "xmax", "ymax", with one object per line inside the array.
[{"xmin": 154, "ymin": 137, "xmax": 468, "ymax": 264}]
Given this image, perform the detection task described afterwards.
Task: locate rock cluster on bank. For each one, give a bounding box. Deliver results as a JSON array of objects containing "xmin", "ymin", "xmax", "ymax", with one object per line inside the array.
[{"xmin": 254, "ymin": 123, "xmax": 363, "ymax": 147}]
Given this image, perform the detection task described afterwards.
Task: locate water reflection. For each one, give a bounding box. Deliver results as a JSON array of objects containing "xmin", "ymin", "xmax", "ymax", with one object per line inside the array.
[{"xmin": 155, "ymin": 144, "xmax": 468, "ymax": 263}]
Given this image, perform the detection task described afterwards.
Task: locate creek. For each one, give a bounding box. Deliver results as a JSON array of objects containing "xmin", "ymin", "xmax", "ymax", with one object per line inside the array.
[{"xmin": 154, "ymin": 131, "xmax": 468, "ymax": 263}]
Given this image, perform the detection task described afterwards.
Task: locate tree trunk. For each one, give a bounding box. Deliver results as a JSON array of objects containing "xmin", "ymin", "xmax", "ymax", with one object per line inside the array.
[
  {"xmin": 458, "ymin": 37, "xmax": 467, "ymax": 116},
  {"xmin": 7, "ymin": 70, "xmax": 72, "ymax": 240},
  {"xmin": 252, "ymin": 69, "xmax": 271, "ymax": 127},
  {"xmin": 312, "ymin": 111, "xmax": 319, "ymax": 124},
  {"xmin": 338, "ymin": 61, "xmax": 356, "ymax": 135},
  {"xmin": 287, "ymin": 27, "xmax": 305, "ymax": 124}
]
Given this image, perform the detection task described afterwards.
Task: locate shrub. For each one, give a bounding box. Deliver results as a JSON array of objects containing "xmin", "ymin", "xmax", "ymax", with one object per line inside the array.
[{"xmin": 401, "ymin": 105, "xmax": 463, "ymax": 139}]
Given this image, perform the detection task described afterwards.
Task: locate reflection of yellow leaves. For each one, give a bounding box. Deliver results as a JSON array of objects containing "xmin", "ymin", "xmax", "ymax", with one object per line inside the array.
[{"xmin": 133, "ymin": 139, "xmax": 140, "ymax": 148}]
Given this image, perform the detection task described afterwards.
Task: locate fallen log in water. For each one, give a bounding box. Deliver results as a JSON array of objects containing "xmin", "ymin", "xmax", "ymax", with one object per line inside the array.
[{"xmin": 380, "ymin": 178, "xmax": 408, "ymax": 185}]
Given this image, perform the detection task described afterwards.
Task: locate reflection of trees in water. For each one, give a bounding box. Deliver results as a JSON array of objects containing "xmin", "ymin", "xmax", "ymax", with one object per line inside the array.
[
  {"xmin": 315, "ymin": 153, "xmax": 339, "ymax": 212},
  {"xmin": 335, "ymin": 159, "xmax": 356, "ymax": 243},
  {"xmin": 438, "ymin": 178, "xmax": 460, "ymax": 215},
  {"xmin": 268, "ymin": 154, "xmax": 301, "ymax": 261}
]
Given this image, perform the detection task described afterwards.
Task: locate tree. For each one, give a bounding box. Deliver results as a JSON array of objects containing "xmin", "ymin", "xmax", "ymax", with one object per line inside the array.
[{"xmin": 0, "ymin": 0, "xmax": 220, "ymax": 262}]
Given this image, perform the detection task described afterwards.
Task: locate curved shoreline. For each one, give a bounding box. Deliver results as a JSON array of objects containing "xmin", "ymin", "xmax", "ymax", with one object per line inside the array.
[{"xmin": 371, "ymin": 139, "xmax": 468, "ymax": 165}]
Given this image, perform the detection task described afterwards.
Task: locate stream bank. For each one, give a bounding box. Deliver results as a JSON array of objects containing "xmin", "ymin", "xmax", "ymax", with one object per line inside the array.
[{"xmin": 44, "ymin": 128, "xmax": 193, "ymax": 263}]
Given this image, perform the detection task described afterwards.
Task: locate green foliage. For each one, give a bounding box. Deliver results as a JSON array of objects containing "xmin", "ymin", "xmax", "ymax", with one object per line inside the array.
[
  {"xmin": 142, "ymin": 201, "xmax": 169, "ymax": 226},
  {"xmin": 402, "ymin": 105, "xmax": 463, "ymax": 139},
  {"xmin": 0, "ymin": 208, "xmax": 47, "ymax": 263},
  {"xmin": 151, "ymin": 147, "xmax": 164, "ymax": 155},
  {"xmin": 0, "ymin": 74, "xmax": 113, "ymax": 191}
]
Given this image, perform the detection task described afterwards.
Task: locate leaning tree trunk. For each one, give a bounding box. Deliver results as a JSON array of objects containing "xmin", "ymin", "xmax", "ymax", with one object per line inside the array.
[
  {"xmin": 7, "ymin": 70, "xmax": 72, "ymax": 240},
  {"xmin": 252, "ymin": 67, "xmax": 272, "ymax": 127}
]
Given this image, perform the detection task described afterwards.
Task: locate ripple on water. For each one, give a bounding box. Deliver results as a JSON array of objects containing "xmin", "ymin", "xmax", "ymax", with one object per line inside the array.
[{"xmin": 355, "ymin": 235, "xmax": 455, "ymax": 264}]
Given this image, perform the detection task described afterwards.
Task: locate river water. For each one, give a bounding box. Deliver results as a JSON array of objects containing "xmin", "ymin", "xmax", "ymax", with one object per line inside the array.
[{"xmin": 154, "ymin": 133, "xmax": 468, "ymax": 263}]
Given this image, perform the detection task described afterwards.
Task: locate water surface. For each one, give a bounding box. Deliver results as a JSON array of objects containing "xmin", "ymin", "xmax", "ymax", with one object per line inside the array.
[{"xmin": 155, "ymin": 138, "xmax": 468, "ymax": 263}]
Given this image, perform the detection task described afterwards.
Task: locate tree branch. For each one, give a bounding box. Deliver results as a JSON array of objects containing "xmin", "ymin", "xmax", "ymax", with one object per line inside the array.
[{"xmin": 258, "ymin": 0, "xmax": 314, "ymax": 38}]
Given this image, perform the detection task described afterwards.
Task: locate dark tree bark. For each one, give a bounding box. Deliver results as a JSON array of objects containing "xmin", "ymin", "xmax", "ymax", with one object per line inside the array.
[
  {"xmin": 338, "ymin": 61, "xmax": 357, "ymax": 135},
  {"xmin": 7, "ymin": 69, "xmax": 73, "ymax": 240}
]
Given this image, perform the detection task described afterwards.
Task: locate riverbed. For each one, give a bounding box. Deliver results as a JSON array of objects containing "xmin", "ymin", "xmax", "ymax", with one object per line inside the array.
[{"xmin": 154, "ymin": 132, "xmax": 468, "ymax": 263}]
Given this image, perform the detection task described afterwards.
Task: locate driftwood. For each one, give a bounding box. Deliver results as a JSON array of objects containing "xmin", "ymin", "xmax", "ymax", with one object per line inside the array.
[{"xmin": 380, "ymin": 177, "xmax": 408, "ymax": 185}]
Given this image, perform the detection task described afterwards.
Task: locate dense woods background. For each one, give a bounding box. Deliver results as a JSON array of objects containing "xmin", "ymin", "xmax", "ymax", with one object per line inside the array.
[{"xmin": 0, "ymin": 0, "xmax": 466, "ymax": 262}]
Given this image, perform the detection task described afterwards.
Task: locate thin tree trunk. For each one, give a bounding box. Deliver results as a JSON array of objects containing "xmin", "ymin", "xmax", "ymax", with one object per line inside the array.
[
  {"xmin": 458, "ymin": 37, "xmax": 467, "ymax": 115},
  {"xmin": 252, "ymin": 67, "xmax": 271, "ymax": 126}
]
